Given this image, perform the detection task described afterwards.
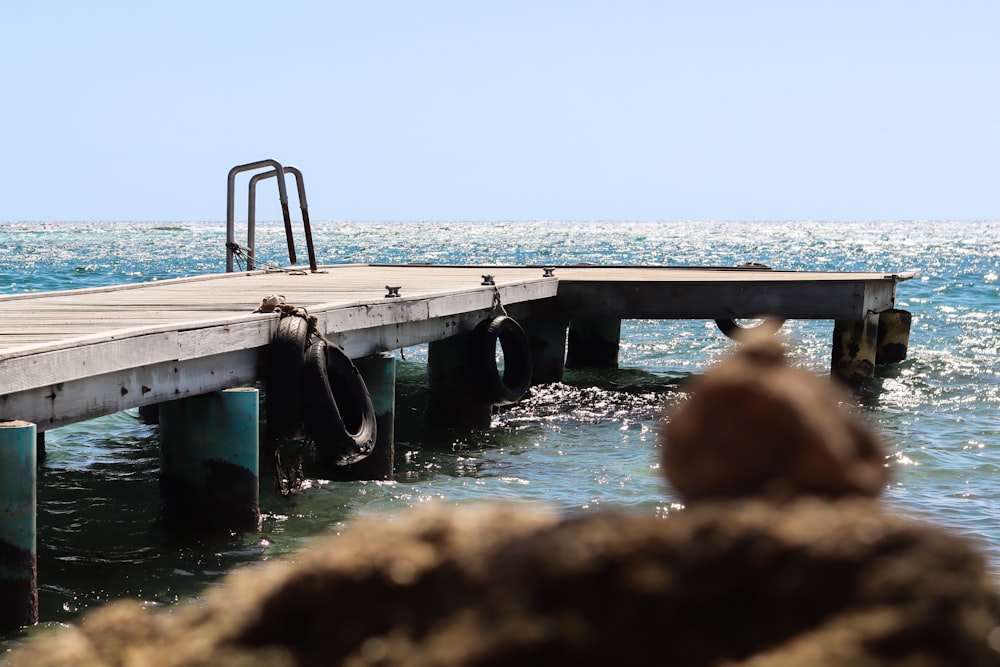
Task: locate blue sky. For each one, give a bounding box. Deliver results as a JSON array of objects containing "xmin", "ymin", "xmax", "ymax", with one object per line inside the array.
[{"xmin": 2, "ymin": 1, "xmax": 998, "ymax": 221}]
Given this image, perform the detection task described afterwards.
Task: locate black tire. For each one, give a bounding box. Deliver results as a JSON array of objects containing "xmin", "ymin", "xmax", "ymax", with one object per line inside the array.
[
  {"xmin": 714, "ymin": 317, "xmax": 785, "ymax": 340},
  {"xmin": 470, "ymin": 315, "xmax": 533, "ymax": 404},
  {"xmin": 265, "ymin": 314, "xmax": 310, "ymax": 436},
  {"xmin": 301, "ymin": 339, "xmax": 377, "ymax": 465},
  {"xmin": 715, "ymin": 262, "xmax": 785, "ymax": 340}
]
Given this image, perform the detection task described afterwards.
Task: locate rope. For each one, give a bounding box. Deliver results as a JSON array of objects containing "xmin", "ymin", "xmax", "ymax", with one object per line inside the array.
[
  {"xmin": 272, "ymin": 441, "xmax": 304, "ymax": 497},
  {"xmin": 256, "ymin": 296, "xmax": 321, "ymax": 497},
  {"xmin": 491, "ymin": 285, "xmax": 508, "ymax": 317},
  {"xmin": 254, "ymin": 295, "xmax": 338, "ymax": 354},
  {"xmin": 228, "ymin": 242, "xmax": 306, "ymax": 274},
  {"xmin": 258, "ymin": 295, "xmax": 348, "ymax": 496}
]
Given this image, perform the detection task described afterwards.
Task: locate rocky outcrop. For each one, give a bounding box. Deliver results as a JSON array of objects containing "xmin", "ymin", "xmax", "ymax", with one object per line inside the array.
[
  {"xmin": 8, "ymin": 500, "xmax": 1000, "ymax": 667},
  {"xmin": 9, "ymin": 333, "xmax": 1000, "ymax": 666}
]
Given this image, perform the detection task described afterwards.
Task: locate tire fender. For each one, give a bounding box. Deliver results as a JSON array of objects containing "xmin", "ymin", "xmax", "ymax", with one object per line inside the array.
[
  {"xmin": 301, "ymin": 339, "xmax": 377, "ymax": 465},
  {"xmin": 715, "ymin": 318, "xmax": 785, "ymax": 340},
  {"xmin": 470, "ymin": 315, "xmax": 533, "ymax": 404},
  {"xmin": 715, "ymin": 263, "xmax": 785, "ymax": 340},
  {"xmin": 265, "ymin": 314, "xmax": 310, "ymax": 436}
]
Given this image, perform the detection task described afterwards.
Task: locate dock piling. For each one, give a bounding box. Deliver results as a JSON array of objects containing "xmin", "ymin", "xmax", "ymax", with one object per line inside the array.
[
  {"xmin": 566, "ymin": 318, "xmax": 621, "ymax": 369},
  {"xmin": 159, "ymin": 388, "xmax": 261, "ymax": 532},
  {"xmin": 332, "ymin": 353, "xmax": 396, "ymax": 481},
  {"xmin": 521, "ymin": 318, "xmax": 568, "ymax": 385},
  {"xmin": 831, "ymin": 314, "xmax": 879, "ymax": 385},
  {"xmin": 876, "ymin": 309, "xmax": 912, "ymax": 365},
  {"xmin": 36, "ymin": 431, "xmax": 46, "ymax": 465},
  {"xmin": 138, "ymin": 404, "xmax": 160, "ymax": 425},
  {"xmin": 425, "ymin": 333, "xmax": 493, "ymax": 428},
  {"xmin": 0, "ymin": 420, "xmax": 37, "ymax": 631}
]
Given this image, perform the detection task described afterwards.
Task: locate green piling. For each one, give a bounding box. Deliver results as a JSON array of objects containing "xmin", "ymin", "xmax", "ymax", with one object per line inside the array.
[
  {"xmin": 159, "ymin": 388, "xmax": 260, "ymax": 532},
  {"xmin": 0, "ymin": 420, "xmax": 38, "ymax": 631}
]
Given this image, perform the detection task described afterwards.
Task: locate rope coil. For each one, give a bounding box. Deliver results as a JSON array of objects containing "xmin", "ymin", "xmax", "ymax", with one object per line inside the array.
[{"xmin": 252, "ymin": 295, "xmax": 323, "ymax": 341}]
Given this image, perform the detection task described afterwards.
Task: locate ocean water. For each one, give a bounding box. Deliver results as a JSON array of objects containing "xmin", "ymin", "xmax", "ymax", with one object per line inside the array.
[{"xmin": 1, "ymin": 220, "xmax": 998, "ymax": 650}]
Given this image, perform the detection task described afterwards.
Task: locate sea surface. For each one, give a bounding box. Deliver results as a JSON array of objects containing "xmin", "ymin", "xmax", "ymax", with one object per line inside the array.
[{"xmin": 1, "ymin": 220, "xmax": 998, "ymax": 652}]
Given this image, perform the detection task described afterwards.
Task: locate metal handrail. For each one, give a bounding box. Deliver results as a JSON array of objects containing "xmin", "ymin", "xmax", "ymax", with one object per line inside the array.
[
  {"xmin": 226, "ymin": 159, "xmax": 317, "ymax": 273},
  {"xmin": 248, "ymin": 166, "xmax": 317, "ymax": 272}
]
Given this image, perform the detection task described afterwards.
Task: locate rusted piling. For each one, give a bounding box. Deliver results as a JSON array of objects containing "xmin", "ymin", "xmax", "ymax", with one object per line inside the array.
[
  {"xmin": 876, "ymin": 309, "xmax": 912, "ymax": 365},
  {"xmin": 831, "ymin": 314, "xmax": 879, "ymax": 385}
]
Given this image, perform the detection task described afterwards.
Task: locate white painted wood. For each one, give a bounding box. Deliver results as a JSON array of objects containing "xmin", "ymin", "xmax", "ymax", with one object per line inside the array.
[
  {"xmin": 0, "ymin": 263, "xmax": 914, "ymax": 429},
  {"xmin": 0, "ymin": 349, "xmax": 259, "ymax": 431}
]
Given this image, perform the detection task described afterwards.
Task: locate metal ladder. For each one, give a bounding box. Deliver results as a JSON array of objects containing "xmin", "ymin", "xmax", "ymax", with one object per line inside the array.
[{"xmin": 225, "ymin": 159, "xmax": 317, "ymax": 273}]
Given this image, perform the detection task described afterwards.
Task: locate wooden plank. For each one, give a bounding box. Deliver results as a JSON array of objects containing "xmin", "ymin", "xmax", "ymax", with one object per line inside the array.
[
  {"xmin": 0, "ymin": 332, "xmax": 180, "ymax": 395},
  {"xmin": 0, "ymin": 349, "xmax": 259, "ymax": 431}
]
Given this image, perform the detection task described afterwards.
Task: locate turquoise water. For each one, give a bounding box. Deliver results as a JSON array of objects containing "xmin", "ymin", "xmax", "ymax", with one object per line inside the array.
[{"xmin": 1, "ymin": 220, "xmax": 998, "ymax": 648}]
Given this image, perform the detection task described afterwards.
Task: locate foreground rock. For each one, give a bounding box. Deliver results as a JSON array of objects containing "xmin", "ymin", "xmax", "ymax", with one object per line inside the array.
[
  {"xmin": 662, "ymin": 330, "xmax": 888, "ymax": 502},
  {"xmin": 9, "ymin": 500, "xmax": 1000, "ymax": 666}
]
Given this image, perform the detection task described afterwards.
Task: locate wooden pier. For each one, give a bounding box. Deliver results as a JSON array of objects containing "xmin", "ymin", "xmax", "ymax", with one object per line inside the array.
[
  {"xmin": 0, "ymin": 261, "xmax": 915, "ymax": 630},
  {"xmin": 0, "ymin": 263, "xmax": 913, "ymax": 431}
]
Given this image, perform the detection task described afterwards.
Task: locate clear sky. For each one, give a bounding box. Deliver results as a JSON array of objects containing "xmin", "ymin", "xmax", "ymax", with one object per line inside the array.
[{"xmin": 2, "ymin": 1, "xmax": 998, "ymax": 222}]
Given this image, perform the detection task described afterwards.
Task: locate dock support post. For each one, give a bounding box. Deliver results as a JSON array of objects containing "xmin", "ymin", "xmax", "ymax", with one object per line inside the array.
[
  {"xmin": 876, "ymin": 309, "xmax": 912, "ymax": 365},
  {"xmin": 138, "ymin": 403, "xmax": 160, "ymax": 425},
  {"xmin": 831, "ymin": 314, "xmax": 879, "ymax": 385},
  {"xmin": 159, "ymin": 388, "xmax": 260, "ymax": 532},
  {"xmin": 566, "ymin": 318, "xmax": 621, "ymax": 369},
  {"xmin": 426, "ymin": 333, "xmax": 493, "ymax": 429},
  {"xmin": 0, "ymin": 420, "xmax": 37, "ymax": 631},
  {"xmin": 521, "ymin": 318, "xmax": 567, "ymax": 385},
  {"xmin": 331, "ymin": 353, "xmax": 396, "ymax": 481}
]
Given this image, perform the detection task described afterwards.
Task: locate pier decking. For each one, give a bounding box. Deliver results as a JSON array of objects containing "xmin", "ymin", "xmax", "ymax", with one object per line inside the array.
[{"xmin": 0, "ymin": 263, "xmax": 913, "ymax": 431}]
